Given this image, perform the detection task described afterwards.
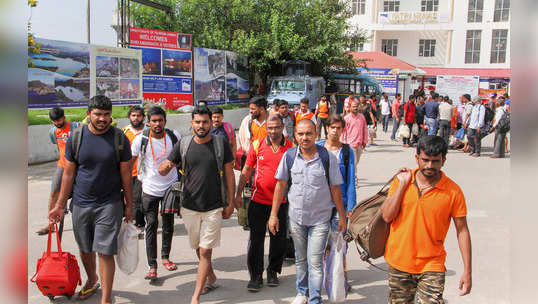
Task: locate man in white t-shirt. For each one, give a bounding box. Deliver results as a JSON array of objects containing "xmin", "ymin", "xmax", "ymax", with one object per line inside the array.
[
  {"xmin": 130, "ymin": 106, "xmax": 181, "ymax": 281},
  {"xmin": 380, "ymin": 94, "xmax": 391, "ymax": 132}
]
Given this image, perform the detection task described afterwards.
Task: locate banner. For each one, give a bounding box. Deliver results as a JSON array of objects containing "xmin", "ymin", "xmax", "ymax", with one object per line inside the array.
[
  {"xmin": 194, "ymin": 47, "xmax": 226, "ymax": 105},
  {"xmin": 436, "ymin": 75, "xmax": 479, "ymax": 106},
  {"xmin": 379, "ymin": 11, "xmax": 441, "ymax": 24},
  {"xmin": 130, "ymin": 27, "xmax": 193, "ymax": 109},
  {"xmin": 28, "ymin": 38, "xmax": 90, "ymax": 108},
  {"xmin": 478, "ymin": 88, "xmax": 508, "ymax": 102},
  {"xmin": 358, "ymin": 68, "xmax": 399, "ymax": 97},
  {"xmin": 225, "ymin": 51, "xmax": 250, "ymax": 103},
  {"xmin": 90, "ymin": 45, "xmax": 142, "ymax": 106}
]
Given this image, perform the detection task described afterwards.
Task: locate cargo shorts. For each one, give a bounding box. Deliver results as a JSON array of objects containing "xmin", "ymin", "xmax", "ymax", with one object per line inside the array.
[{"xmin": 388, "ymin": 265, "xmax": 445, "ymax": 304}]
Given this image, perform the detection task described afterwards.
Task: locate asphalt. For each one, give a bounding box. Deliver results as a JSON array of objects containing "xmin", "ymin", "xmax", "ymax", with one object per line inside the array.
[{"xmin": 28, "ymin": 128, "xmax": 510, "ymax": 303}]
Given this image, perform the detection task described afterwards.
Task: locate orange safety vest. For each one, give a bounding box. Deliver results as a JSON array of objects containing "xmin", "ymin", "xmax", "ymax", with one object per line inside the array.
[
  {"xmin": 296, "ymin": 111, "xmax": 315, "ymax": 124},
  {"xmin": 317, "ymin": 102, "xmax": 329, "ymax": 119}
]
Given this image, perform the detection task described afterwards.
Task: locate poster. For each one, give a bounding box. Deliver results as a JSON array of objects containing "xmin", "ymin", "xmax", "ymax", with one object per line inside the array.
[
  {"xmin": 194, "ymin": 47, "xmax": 226, "ymax": 105},
  {"xmin": 225, "ymin": 51, "xmax": 250, "ymax": 103},
  {"xmin": 478, "ymin": 88, "xmax": 508, "ymax": 102},
  {"xmin": 28, "ymin": 38, "xmax": 90, "ymax": 108},
  {"xmin": 90, "ymin": 45, "xmax": 142, "ymax": 106},
  {"xmin": 130, "ymin": 27, "xmax": 193, "ymax": 109},
  {"xmin": 358, "ymin": 68, "xmax": 399, "ymax": 97},
  {"xmin": 436, "ymin": 75, "xmax": 479, "ymax": 106}
]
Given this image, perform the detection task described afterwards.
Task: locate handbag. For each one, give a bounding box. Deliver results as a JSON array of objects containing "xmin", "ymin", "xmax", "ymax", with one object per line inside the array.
[
  {"xmin": 411, "ymin": 123, "xmax": 419, "ymax": 136},
  {"xmin": 30, "ymin": 223, "xmax": 82, "ymax": 300},
  {"xmin": 323, "ymin": 232, "xmax": 348, "ymax": 303},
  {"xmin": 398, "ymin": 124, "xmax": 410, "ymax": 139},
  {"xmin": 161, "ymin": 180, "xmax": 183, "ymax": 216},
  {"xmin": 116, "ymin": 222, "xmax": 139, "ymax": 275}
]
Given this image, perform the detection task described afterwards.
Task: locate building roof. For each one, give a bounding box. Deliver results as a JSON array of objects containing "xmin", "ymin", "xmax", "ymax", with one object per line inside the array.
[
  {"xmin": 350, "ymin": 51, "xmax": 417, "ymax": 71},
  {"xmin": 419, "ymin": 67, "xmax": 511, "ymax": 78}
]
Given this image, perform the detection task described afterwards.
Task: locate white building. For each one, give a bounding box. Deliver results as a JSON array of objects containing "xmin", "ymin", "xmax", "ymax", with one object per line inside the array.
[{"xmin": 348, "ymin": 0, "xmax": 510, "ymax": 95}]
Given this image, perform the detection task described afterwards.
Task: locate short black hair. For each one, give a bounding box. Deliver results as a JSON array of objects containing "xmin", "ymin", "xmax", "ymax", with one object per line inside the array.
[
  {"xmin": 396, "ymin": 93, "xmax": 401, "ymax": 98},
  {"xmin": 249, "ymin": 96, "xmax": 268, "ymax": 109},
  {"xmin": 443, "ymin": 96, "xmax": 449, "ymax": 101},
  {"xmin": 272, "ymin": 99, "xmax": 280, "ymax": 107},
  {"xmin": 127, "ymin": 105, "xmax": 145, "ymax": 118},
  {"xmin": 416, "ymin": 135, "xmax": 448, "ymax": 158},
  {"xmin": 146, "ymin": 106, "xmax": 166, "ymax": 120},
  {"xmin": 198, "ymin": 100, "xmax": 208, "ymax": 106},
  {"xmin": 409, "ymin": 95, "xmax": 415, "ymax": 100},
  {"xmin": 212, "ymin": 107, "xmax": 224, "ymax": 115},
  {"xmin": 327, "ymin": 114, "xmax": 345, "ymax": 128},
  {"xmin": 192, "ymin": 105, "xmax": 212, "ymax": 120},
  {"xmin": 432, "ymin": 93, "xmax": 439, "ymax": 99},
  {"xmin": 278, "ymin": 99, "xmax": 289, "ymax": 107},
  {"xmin": 300, "ymin": 97, "xmax": 309, "ymax": 104},
  {"xmin": 88, "ymin": 95, "xmax": 112, "ymax": 112},
  {"xmin": 49, "ymin": 107, "xmax": 64, "ymax": 121}
]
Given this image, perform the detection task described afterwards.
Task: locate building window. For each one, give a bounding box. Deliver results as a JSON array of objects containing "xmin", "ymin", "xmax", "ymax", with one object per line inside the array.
[
  {"xmin": 358, "ymin": 42, "xmax": 364, "ymax": 51},
  {"xmin": 352, "ymin": 0, "xmax": 366, "ymax": 15},
  {"xmin": 490, "ymin": 29, "xmax": 508, "ymax": 63},
  {"xmin": 468, "ymin": 0, "xmax": 483, "ymax": 23},
  {"xmin": 421, "ymin": 0, "xmax": 439, "ymax": 12},
  {"xmin": 383, "ymin": 1, "xmax": 400, "ymax": 12},
  {"xmin": 494, "ymin": 0, "xmax": 510, "ymax": 22},
  {"xmin": 465, "ymin": 30, "xmax": 481, "ymax": 64},
  {"xmin": 381, "ymin": 39, "xmax": 398, "ymax": 56},
  {"xmin": 419, "ymin": 39, "xmax": 436, "ymax": 57}
]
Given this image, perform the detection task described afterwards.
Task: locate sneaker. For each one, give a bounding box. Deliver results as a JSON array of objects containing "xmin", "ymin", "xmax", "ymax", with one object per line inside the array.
[
  {"xmin": 266, "ymin": 270, "xmax": 279, "ymax": 287},
  {"xmin": 291, "ymin": 293, "xmax": 308, "ymax": 304},
  {"xmin": 247, "ymin": 277, "xmax": 263, "ymax": 292}
]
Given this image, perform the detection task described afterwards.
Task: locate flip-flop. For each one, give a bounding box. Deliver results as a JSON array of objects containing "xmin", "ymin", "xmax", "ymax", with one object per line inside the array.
[
  {"xmin": 200, "ymin": 283, "xmax": 219, "ymax": 295},
  {"xmin": 162, "ymin": 261, "xmax": 177, "ymax": 271},
  {"xmin": 144, "ymin": 270, "xmax": 158, "ymax": 281},
  {"xmin": 77, "ymin": 282, "xmax": 100, "ymax": 300}
]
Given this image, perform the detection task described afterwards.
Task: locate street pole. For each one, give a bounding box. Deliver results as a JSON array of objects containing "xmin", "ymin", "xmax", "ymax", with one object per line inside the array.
[{"xmin": 87, "ymin": 0, "xmax": 90, "ymax": 44}]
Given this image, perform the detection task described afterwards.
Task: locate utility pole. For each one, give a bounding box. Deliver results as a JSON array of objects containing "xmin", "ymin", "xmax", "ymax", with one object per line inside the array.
[{"xmin": 87, "ymin": 0, "xmax": 90, "ymax": 44}]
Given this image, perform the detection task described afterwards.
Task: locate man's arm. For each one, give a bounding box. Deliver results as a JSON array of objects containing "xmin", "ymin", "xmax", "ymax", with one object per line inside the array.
[
  {"xmin": 346, "ymin": 151, "xmax": 357, "ymax": 216},
  {"xmin": 48, "ymin": 160, "xmax": 76, "ymax": 223},
  {"xmin": 222, "ymin": 161, "xmax": 236, "ymax": 219},
  {"xmin": 380, "ymin": 168, "xmax": 411, "ymax": 223},
  {"xmin": 158, "ymin": 160, "xmax": 177, "ymax": 176},
  {"xmin": 454, "ymin": 216, "xmax": 472, "ymax": 296},
  {"xmin": 268, "ymin": 180, "xmax": 287, "ymax": 235},
  {"xmin": 329, "ymin": 185, "xmax": 346, "ymax": 232},
  {"xmin": 235, "ymin": 164, "xmax": 253, "ymax": 208},
  {"xmin": 120, "ymin": 161, "xmax": 134, "ymax": 222}
]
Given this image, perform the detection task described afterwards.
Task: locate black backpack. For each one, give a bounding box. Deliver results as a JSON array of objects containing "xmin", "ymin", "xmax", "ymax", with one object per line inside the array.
[
  {"xmin": 497, "ymin": 111, "xmax": 510, "ymax": 133},
  {"xmin": 484, "ymin": 105, "xmax": 495, "ymax": 124},
  {"xmin": 70, "ymin": 126, "xmax": 125, "ymax": 165},
  {"xmin": 398, "ymin": 103, "xmax": 405, "ymax": 118}
]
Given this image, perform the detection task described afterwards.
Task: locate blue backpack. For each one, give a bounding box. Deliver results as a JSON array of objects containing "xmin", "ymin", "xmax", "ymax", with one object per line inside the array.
[{"xmin": 285, "ymin": 144, "xmax": 330, "ymax": 187}]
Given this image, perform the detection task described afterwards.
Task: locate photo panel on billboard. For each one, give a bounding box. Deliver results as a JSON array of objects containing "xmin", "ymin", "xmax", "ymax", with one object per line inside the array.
[
  {"xmin": 162, "ymin": 49, "xmax": 192, "ymax": 77},
  {"xmin": 194, "ymin": 47, "xmax": 227, "ymax": 105}
]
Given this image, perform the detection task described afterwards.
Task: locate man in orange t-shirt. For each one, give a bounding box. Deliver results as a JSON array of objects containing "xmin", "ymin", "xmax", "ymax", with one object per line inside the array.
[
  {"xmin": 380, "ymin": 135, "xmax": 472, "ymax": 303},
  {"xmin": 315, "ymin": 95, "xmax": 330, "ymax": 140},
  {"xmin": 295, "ymin": 97, "xmax": 316, "ymax": 125},
  {"xmin": 36, "ymin": 107, "xmax": 81, "ymax": 235}
]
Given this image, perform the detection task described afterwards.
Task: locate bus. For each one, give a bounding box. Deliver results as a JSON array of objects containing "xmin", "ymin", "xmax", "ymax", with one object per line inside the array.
[{"xmin": 326, "ymin": 73, "xmax": 383, "ymax": 113}]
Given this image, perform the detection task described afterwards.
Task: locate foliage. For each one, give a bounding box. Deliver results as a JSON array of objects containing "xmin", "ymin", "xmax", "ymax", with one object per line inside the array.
[
  {"xmin": 28, "ymin": 0, "xmax": 41, "ymax": 67},
  {"xmin": 130, "ymin": 0, "xmax": 367, "ymax": 80}
]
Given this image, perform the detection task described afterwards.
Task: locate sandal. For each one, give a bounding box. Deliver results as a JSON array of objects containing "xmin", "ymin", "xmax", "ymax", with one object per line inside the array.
[
  {"xmin": 144, "ymin": 269, "xmax": 157, "ymax": 281},
  {"xmin": 163, "ymin": 261, "xmax": 177, "ymax": 271},
  {"xmin": 201, "ymin": 283, "xmax": 219, "ymax": 295},
  {"xmin": 77, "ymin": 282, "xmax": 100, "ymax": 300}
]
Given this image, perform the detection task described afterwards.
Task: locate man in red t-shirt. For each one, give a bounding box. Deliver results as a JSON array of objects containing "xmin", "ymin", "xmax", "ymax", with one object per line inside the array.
[
  {"xmin": 235, "ymin": 114, "xmax": 293, "ymax": 292},
  {"xmin": 402, "ymin": 95, "xmax": 417, "ymax": 147}
]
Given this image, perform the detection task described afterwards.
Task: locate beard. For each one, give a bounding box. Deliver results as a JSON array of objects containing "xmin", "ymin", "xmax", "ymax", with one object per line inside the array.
[
  {"xmin": 130, "ymin": 120, "xmax": 144, "ymax": 129},
  {"xmin": 194, "ymin": 128, "xmax": 209, "ymax": 138},
  {"xmin": 251, "ymin": 112, "xmax": 260, "ymax": 120},
  {"xmin": 421, "ymin": 167, "xmax": 438, "ymax": 178},
  {"xmin": 151, "ymin": 126, "xmax": 163, "ymax": 134},
  {"xmin": 89, "ymin": 119, "xmax": 110, "ymax": 131}
]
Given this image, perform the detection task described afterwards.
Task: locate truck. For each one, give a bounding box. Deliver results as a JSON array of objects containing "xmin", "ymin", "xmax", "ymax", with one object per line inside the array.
[{"xmin": 266, "ymin": 60, "xmax": 325, "ymax": 110}]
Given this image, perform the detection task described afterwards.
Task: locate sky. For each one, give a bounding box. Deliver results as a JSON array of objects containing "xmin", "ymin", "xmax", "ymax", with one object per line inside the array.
[{"xmin": 28, "ymin": 0, "xmax": 118, "ymax": 46}]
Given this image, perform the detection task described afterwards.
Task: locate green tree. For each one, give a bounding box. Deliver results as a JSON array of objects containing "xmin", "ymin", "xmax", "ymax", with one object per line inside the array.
[
  {"xmin": 130, "ymin": 0, "xmax": 366, "ymax": 84},
  {"xmin": 28, "ymin": 0, "xmax": 41, "ymax": 66}
]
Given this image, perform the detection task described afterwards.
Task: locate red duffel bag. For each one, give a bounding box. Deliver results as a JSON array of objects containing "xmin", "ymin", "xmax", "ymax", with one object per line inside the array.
[{"xmin": 30, "ymin": 223, "xmax": 82, "ymax": 300}]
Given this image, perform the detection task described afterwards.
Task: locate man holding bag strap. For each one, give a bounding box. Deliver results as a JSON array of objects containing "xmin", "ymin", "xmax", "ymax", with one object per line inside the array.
[{"xmin": 130, "ymin": 106, "xmax": 181, "ymax": 281}]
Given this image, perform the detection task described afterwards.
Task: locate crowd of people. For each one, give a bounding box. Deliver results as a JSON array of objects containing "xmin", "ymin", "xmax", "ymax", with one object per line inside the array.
[{"xmin": 41, "ymin": 93, "xmax": 476, "ymax": 304}]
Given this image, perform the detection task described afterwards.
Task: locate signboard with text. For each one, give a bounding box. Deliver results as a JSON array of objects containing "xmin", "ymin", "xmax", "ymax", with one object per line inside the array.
[
  {"xmin": 358, "ymin": 68, "xmax": 399, "ymax": 97},
  {"xmin": 378, "ymin": 11, "xmax": 447, "ymax": 24},
  {"xmin": 130, "ymin": 27, "xmax": 193, "ymax": 109},
  {"xmin": 436, "ymin": 75, "xmax": 479, "ymax": 106}
]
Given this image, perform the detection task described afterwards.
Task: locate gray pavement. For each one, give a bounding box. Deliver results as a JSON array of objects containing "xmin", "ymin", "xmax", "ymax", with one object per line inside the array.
[{"xmin": 28, "ymin": 128, "xmax": 510, "ymax": 303}]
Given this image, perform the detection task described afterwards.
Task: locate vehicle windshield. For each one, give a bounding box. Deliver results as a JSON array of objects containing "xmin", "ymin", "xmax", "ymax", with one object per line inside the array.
[{"xmin": 271, "ymin": 80, "xmax": 306, "ymax": 93}]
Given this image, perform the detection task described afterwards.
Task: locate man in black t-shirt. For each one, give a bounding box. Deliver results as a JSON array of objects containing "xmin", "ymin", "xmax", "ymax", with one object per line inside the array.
[
  {"xmin": 49, "ymin": 95, "xmax": 133, "ymax": 303},
  {"xmin": 159, "ymin": 106, "xmax": 235, "ymax": 304}
]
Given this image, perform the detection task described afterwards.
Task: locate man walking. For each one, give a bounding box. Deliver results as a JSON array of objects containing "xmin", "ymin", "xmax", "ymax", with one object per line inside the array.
[
  {"xmin": 414, "ymin": 95, "xmax": 426, "ymax": 143},
  {"xmin": 37, "ymin": 107, "xmax": 80, "ymax": 235},
  {"xmin": 131, "ymin": 106, "xmax": 181, "ymax": 281},
  {"xmin": 49, "ymin": 95, "xmax": 133, "ymax": 303},
  {"xmin": 268, "ymin": 119, "xmax": 347, "ymax": 304},
  {"xmin": 210, "ymin": 107, "xmax": 237, "ymax": 158},
  {"xmin": 380, "ymin": 94, "xmax": 391, "ymax": 133},
  {"xmin": 159, "ymin": 106, "xmax": 235, "ymax": 304},
  {"xmin": 122, "ymin": 105, "xmax": 146, "ymax": 236},
  {"xmin": 424, "ymin": 93, "xmax": 440, "ymax": 136},
  {"xmin": 277, "ymin": 99, "xmax": 296, "ymax": 140},
  {"xmin": 490, "ymin": 99, "xmax": 508, "ymax": 158},
  {"xmin": 341, "ymin": 100, "xmax": 368, "ymax": 180},
  {"xmin": 235, "ymin": 114, "xmax": 294, "ymax": 292},
  {"xmin": 402, "ymin": 95, "xmax": 416, "ymax": 147},
  {"xmin": 380, "ymin": 135, "xmax": 472, "ymax": 303},
  {"xmin": 296, "ymin": 98, "xmax": 316, "ymax": 124},
  {"xmin": 390, "ymin": 93, "xmax": 402, "ymax": 141},
  {"xmin": 466, "ymin": 97, "xmax": 486, "ymax": 157},
  {"xmin": 314, "ymin": 95, "xmax": 330, "ymax": 140},
  {"xmin": 438, "ymin": 96, "xmax": 454, "ymax": 145}
]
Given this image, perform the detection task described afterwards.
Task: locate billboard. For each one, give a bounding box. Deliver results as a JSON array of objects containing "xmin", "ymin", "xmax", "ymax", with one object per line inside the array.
[
  {"xmin": 436, "ymin": 75, "xmax": 479, "ymax": 106},
  {"xmin": 358, "ymin": 68, "xmax": 399, "ymax": 97},
  {"xmin": 90, "ymin": 45, "xmax": 142, "ymax": 106},
  {"xmin": 130, "ymin": 27, "xmax": 193, "ymax": 109},
  {"xmin": 478, "ymin": 88, "xmax": 508, "ymax": 102},
  {"xmin": 28, "ymin": 38, "xmax": 90, "ymax": 108},
  {"xmin": 225, "ymin": 51, "xmax": 250, "ymax": 102}
]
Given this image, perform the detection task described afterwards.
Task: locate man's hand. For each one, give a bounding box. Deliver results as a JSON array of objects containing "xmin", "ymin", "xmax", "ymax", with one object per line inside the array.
[
  {"xmin": 48, "ymin": 205, "xmax": 65, "ymax": 224},
  {"xmin": 347, "ymin": 211, "xmax": 352, "ymax": 218},
  {"xmin": 124, "ymin": 204, "xmax": 134, "ymax": 223},
  {"xmin": 337, "ymin": 217, "xmax": 347, "ymax": 233},
  {"xmin": 477, "ymin": 127, "xmax": 481, "ymax": 134},
  {"xmin": 459, "ymin": 271, "xmax": 472, "ymax": 296},
  {"xmin": 234, "ymin": 195, "xmax": 243, "ymax": 210},
  {"xmin": 396, "ymin": 167, "xmax": 412, "ymax": 188},
  {"xmin": 268, "ymin": 216, "xmax": 279, "ymax": 235},
  {"xmin": 222, "ymin": 204, "xmax": 234, "ymax": 219}
]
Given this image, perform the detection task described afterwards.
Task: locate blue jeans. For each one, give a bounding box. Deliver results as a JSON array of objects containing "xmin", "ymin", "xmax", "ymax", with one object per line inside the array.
[
  {"xmin": 289, "ymin": 219, "xmax": 330, "ymax": 304},
  {"xmin": 425, "ymin": 117, "xmax": 438, "ymax": 136},
  {"xmin": 382, "ymin": 114, "xmax": 390, "ymax": 132},
  {"xmin": 390, "ymin": 116, "xmax": 400, "ymax": 140}
]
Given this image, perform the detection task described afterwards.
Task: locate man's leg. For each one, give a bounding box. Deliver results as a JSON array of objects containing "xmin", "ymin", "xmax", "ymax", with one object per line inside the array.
[
  {"xmin": 142, "ymin": 193, "xmax": 159, "ymax": 274},
  {"xmin": 38, "ymin": 167, "xmax": 63, "ymax": 234},
  {"xmin": 98, "ymin": 253, "xmax": 115, "ymax": 304},
  {"xmin": 191, "ymin": 247, "xmax": 213, "ymax": 304},
  {"xmin": 161, "ymin": 213, "xmax": 175, "ymax": 265},
  {"xmin": 475, "ymin": 130, "xmax": 482, "ymax": 156},
  {"xmin": 306, "ymin": 221, "xmax": 329, "ymax": 304},
  {"xmin": 79, "ymin": 251, "xmax": 99, "ymax": 290},
  {"xmin": 247, "ymin": 201, "xmax": 267, "ymax": 287},
  {"xmin": 267, "ymin": 203, "xmax": 288, "ymax": 276},
  {"xmin": 289, "ymin": 219, "xmax": 309, "ymax": 297},
  {"xmin": 416, "ymin": 272, "xmax": 446, "ymax": 304},
  {"xmin": 132, "ymin": 178, "xmax": 145, "ymax": 228},
  {"xmin": 468, "ymin": 129, "xmax": 476, "ymax": 153},
  {"xmin": 388, "ymin": 266, "xmax": 418, "ymax": 304},
  {"xmin": 391, "ymin": 117, "xmax": 399, "ymax": 140}
]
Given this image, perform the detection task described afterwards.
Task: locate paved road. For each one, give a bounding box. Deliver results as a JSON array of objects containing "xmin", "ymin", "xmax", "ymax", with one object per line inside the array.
[{"xmin": 28, "ymin": 129, "xmax": 510, "ymax": 303}]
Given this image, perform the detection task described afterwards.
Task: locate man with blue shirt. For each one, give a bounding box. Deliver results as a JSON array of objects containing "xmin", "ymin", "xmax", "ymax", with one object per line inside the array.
[
  {"xmin": 268, "ymin": 119, "xmax": 347, "ymax": 304},
  {"xmin": 465, "ymin": 97, "xmax": 486, "ymax": 157},
  {"xmin": 49, "ymin": 95, "xmax": 133, "ymax": 303},
  {"xmin": 423, "ymin": 93, "xmax": 440, "ymax": 136}
]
